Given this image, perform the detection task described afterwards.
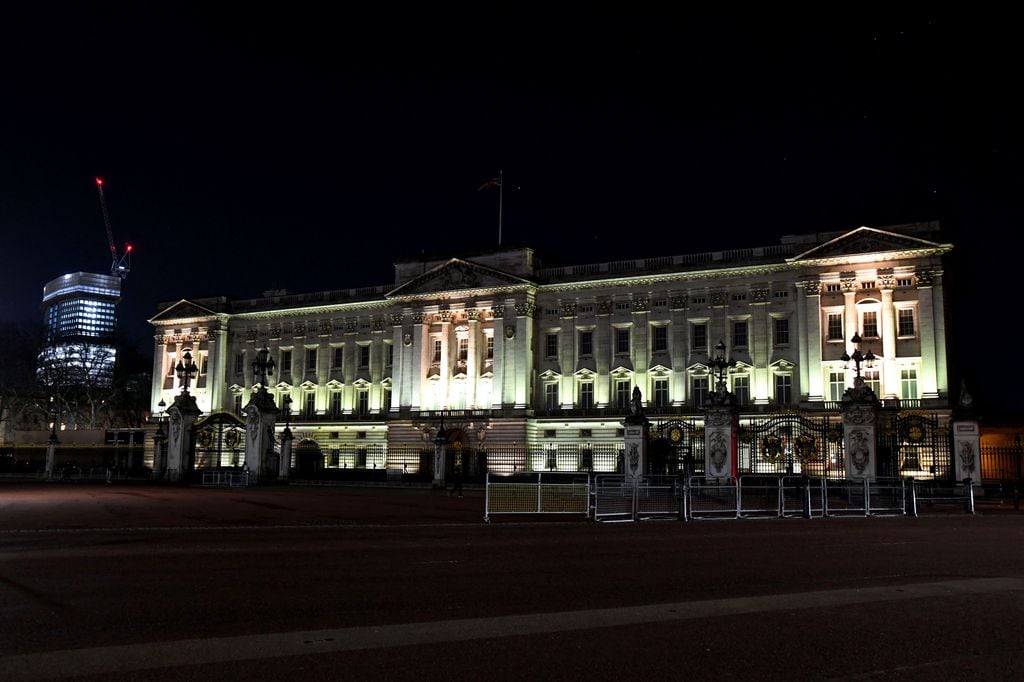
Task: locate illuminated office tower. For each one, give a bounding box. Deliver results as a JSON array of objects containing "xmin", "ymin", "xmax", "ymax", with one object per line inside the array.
[{"xmin": 38, "ymin": 272, "xmax": 121, "ymax": 387}]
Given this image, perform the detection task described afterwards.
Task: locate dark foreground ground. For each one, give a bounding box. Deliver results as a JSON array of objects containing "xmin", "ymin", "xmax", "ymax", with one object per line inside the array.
[{"xmin": 1, "ymin": 482, "xmax": 1023, "ymax": 681}]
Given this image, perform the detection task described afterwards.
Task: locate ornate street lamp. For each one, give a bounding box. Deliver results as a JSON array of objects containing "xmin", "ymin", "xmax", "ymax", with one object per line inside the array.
[
  {"xmin": 709, "ymin": 340, "xmax": 737, "ymax": 393},
  {"xmin": 251, "ymin": 345, "xmax": 276, "ymax": 390},
  {"xmin": 175, "ymin": 351, "xmax": 199, "ymax": 394},
  {"xmin": 840, "ymin": 332, "xmax": 876, "ymax": 385},
  {"xmin": 281, "ymin": 394, "xmax": 292, "ymax": 432}
]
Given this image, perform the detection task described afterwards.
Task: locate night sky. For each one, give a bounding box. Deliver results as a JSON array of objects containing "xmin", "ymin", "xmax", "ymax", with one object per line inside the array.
[{"xmin": 1, "ymin": 9, "xmax": 1020, "ymax": 413}]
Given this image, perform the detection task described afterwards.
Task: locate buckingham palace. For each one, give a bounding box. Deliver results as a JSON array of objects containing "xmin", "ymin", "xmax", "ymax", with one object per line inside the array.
[{"xmin": 148, "ymin": 221, "xmax": 954, "ymax": 481}]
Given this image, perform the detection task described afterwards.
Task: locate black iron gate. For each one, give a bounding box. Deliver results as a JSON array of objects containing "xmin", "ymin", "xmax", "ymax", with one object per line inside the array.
[
  {"xmin": 649, "ymin": 418, "xmax": 704, "ymax": 477},
  {"xmin": 192, "ymin": 412, "xmax": 245, "ymax": 469},
  {"xmin": 741, "ymin": 413, "xmax": 844, "ymax": 480},
  {"xmin": 878, "ymin": 412, "xmax": 951, "ymax": 481}
]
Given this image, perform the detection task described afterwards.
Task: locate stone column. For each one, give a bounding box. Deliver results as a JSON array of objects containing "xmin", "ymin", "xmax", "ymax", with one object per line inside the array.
[
  {"xmin": 632, "ymin": 296, "xmax": 650, "ymax": 406},
  {"xmin": 842, "ymin": 272, "xmax": 858, "ymax": 356},
  {"xmin": 514, "ymin": 301, "xmax": 534, "ymax": 409},
  {"xmin": 799, "ymin": 279, "xmax": 823, "ymax": 401},
  {"xmin": 166, "ymin": 393, "xmax": 201, "ymax": 482},
  {"xmin": 559, "ymin": 301, "xmax": 576, "ymax": 409},
  {"xmin": 278, "ymin": 425, "xmax": 293, "ymax": 482},
  {"xmin": 878, "ymin": 271, "xmax": 897, "ymax": 398},
  {"xmin": 390, "ymin": 313, "xmax": 405, "ymax": 412},
  {"xmin": 704, "ymin": 390, "xmax": 738, "ymax": 482},
  {"xmin": 840, "ymin": 380, "xmax": 880, "ymax": 480},
  {"xmin": 623, "ymin": 387, "xmax": 650, "ymax": 485},
  {"xmin": 411, "ymin": 312, "xmax": 427, "ymax": 411},
  {"xmin": 439, "ymin": 311, "xmax": 451, "ymax": 407},
  {"xmin": 467, "ymin": 310, "xmax": 479, "ymax": 408},
  {"xmin": 243, "ymin": 389, "xmax": 279, "ymax": 482},
  {"xmin": 916, "ymin": 271, "xmax": 939, "ymax": 398},
  {"xmin": 152, "ymin": 422, "xmax": 167, "ymax": 478},
  {"xmin": 491, "ymin": 305, "xmax": 505, "ymax": 409}
]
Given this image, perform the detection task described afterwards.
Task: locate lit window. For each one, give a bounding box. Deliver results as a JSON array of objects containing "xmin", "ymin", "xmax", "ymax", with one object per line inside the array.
[
  {"xmin": 829, "ymin": 371, "xmax": 846, "ymax": 401},
  {"xmin": 545, "ymin": 383, "xmax": 558, "ymax": 411},
  {"xmin": 433, "ymin": 339, "xmax": 442, "ymax": 363},
  {"xmin": 827, "ymin": 313, "xmax": 843, "ymax": 341},
  {"xmin": 691, "ymin": 323, "xmax": 707, "ymax": 351},
  {"xmin": 898, "ymin": 309, "xmax": 915, "ymax": 337},
  {"xmin": 579, "ymin": 331, "xmax": 593, "ymax": 356},
  {"xmin": 330, "ymin": 391, "xmax": 342, "ymax": 418},
  {"xmin": 900, "ymin": 369, "xmax": 918, "ymax": 400},
  {"xmin": 774, "ymin": 318, "xmax": 789, "ymax": 345},
  {"xmin": 486, "ymin": 336, "xmax": 494, "ymax": 360},
  {"xmin": 458, "ymin": 338, "xmax": 468, "ymax": 361},
  {"xmin": 579, "ymin": 381, "xmax": 594, "ymax": 409},
  {"xmin": 774, "ymin": 374, "xmax": 792, "ymax": 404},
  {"xmin": 545, "ymin": 333, "xmax": 558, "ymax": 358},
  {"xmin": 732, "ymin": 375, "xmax": 750, "ymax": 405},
  {"xmin": 653, "ymin": 378, "xmax": 669, "ymax": 408},
  {"xmin": 863, "ymin": 311, "xmax": 879, "ymax": 338},
  {"xmin": 864, "ymin": 369, "xmax": 880, "ymax": 396},
  {"xmin": 691, "ymin": 377, "xmax": 709, "ymax": 407},
  {"xmin": 732, "ymin": 321, "xmax": 748, "ymax": 348},
  {"xmin": 652, "ymin": 326, "xmax": 668, "ymax": 352},
  {"xmin": 615, "ymin": 328, "xmax": 630, "ymax": 355},
  {"xmin": 304, "ymin": 392, "xmax": 316, "ymax": 418},
  {"xmin": 615, "ymin": 379, "xmax": 631, "ymax": 408},
  {"xmin": 356, "ymin": 390, "xmax": 369, "ymax": 415}
]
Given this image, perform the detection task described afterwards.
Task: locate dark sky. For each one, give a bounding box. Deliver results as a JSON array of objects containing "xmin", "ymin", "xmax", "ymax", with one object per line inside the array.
[{"xmin": 1, "ymin": 8, "xmax": 1020, "ymax": 413}]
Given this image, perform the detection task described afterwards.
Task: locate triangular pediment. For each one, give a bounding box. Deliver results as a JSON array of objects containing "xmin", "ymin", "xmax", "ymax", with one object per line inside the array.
[
  {"xmin": 790, "ymin": 227, "xmax": 950, "ymax": 264},
  {"xmin": 387, "ymin": 259, "xmax": 533, "ymax": 298},
  {"xmin": 149, "ymin": 299, "xmax": 219, "ymax": 324}
]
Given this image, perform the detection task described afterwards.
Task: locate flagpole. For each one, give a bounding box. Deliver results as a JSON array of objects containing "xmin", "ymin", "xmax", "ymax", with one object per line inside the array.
[{"xmin": 498, "ymin": 169, "xmax": 504, "ymax": 247}]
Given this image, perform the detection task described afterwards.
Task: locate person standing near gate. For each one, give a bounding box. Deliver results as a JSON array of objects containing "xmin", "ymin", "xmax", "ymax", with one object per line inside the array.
[{"xmin": 449, "ymin": 463, "xmax": 463, "ymax": 497}]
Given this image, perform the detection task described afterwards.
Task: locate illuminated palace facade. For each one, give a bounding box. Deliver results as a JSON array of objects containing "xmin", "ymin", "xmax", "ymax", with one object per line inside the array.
[{"xmin": 148, "ymin": 222, "xmax": 951, "ymax": 470}]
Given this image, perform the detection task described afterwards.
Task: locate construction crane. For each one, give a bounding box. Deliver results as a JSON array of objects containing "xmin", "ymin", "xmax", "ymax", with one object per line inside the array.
[{"xmin": 94, "ymin": 177, "xmax": 132, "ymax": 279}]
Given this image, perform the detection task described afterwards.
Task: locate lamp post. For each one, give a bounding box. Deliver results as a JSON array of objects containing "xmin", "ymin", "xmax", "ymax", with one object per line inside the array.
[
  {"xmin": 708, "ymin": 340, "xmax": 737, "ymax": 394},
  {"xmin": 153, "ymin": 398, "xmax": 168, "ymax": 477},
  {"xmin": 278, "ymin": 394, "xmax": 293, "ymax": 481},
  {"xmin": 251, "ymin": 345, "xmax": 276, "ymax": 391},
  {"xmin": 840, "ymin": 332, "xmax": 876, "ymax": 388},
  {"xmin": 176, "ymin": 351, "xmax": 199, "ymax": 395}
]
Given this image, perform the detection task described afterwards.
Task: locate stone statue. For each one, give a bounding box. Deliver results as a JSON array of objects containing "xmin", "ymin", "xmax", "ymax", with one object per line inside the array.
[{"xmin": 631, "ymin": 386, "xmax": 644, "ymax": 416}]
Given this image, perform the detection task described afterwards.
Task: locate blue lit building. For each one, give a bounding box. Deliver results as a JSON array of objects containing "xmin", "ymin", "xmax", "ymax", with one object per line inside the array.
[{"xmin": 38, "ymin": 272, "xmax": 121, "ymax": 387}]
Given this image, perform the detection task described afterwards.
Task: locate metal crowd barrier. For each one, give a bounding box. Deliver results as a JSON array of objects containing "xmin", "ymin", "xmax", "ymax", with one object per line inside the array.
[
  {"xmin": 484, "ymin": 472, "xmax": 590, "ymax": 523},
  {"xmin": 201, "ymin": 470, "xmax": 251, "ymax": 488},
  {"xmin": 686, "ymin": 477, "xmax": 739, "ymax": 520},
  {"xmin": 908, "ymin": 478, "xmax": 975, "ymax": 515}
]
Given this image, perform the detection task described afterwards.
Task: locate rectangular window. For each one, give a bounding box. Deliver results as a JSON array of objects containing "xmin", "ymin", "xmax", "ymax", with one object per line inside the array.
[
  {"xmin": 330, "ymin": 391, "xmax": 342, "ymax": 419},
  {"xmin": 304, "ymin": 392, "xmax": 316, "ymax": 418},
  {"xmin": 458, "ymin": 338, "xmax": 468, "ymax": 361},
  {"xmin": 486, "ymin": 336, "xmax": 494, "ymax": 359},
  {"xmin": 545, "ymin": 383, "xmax": 558, "ymax": 411},
  {"xmin": 615, "ymin": 328, "xmax": 630, "ymax": 354},
  {"xmin": 359, "ymin": 345, "xmax": 370, "ymax": 368},
  {"xmin": 306, "ymin": 348, "xmax": 317, "ymax": 372},
  {"xmin": 545, "ymin": 333, "xmax": 558, "ymax": 358},
  {"xmin": 433, "ymin": 339, "xmax": 442, "ymax": 363},
  {"xmin": 691, "ymin": 377, "xmax": 709, "ymax": 407},
  {"xmin": 579, "ymin": 382, "xmax": 594, "ymax": 409},
  {"xmin": 774, "ymin": 374, "xmax": 792, "ymax": 404},
  {"xmin": 864, "ymin": 369, "xmax": 881, "ymax": 396},
  {"xmin": 732, "ymin": 321, "xmax": 748, "ymax": 348},
  {"xmin": 332, "ymin": 347, "xmax": 343, "ymax": 369},
  {"xmin": 774, "ymin": 318, "xmax": 790, "ymax": 345},
  {"xmin": 382, "ymin": 387, "xmax": 392, "ymax": 413},
  {"xmin": 691, "ymin": 323, "xmax": 707, "ymax": 351},
  {"xmin": 898, "ymin": 309, "xmax": 915, "ymax": 337},
  {"xmin": 234, "ymin": 394, "xmax": 243, "ymax": 415},
  {"xmin": 863, "ymin": 311, "xmax": 879, "ymax": 338},
  {"xmin": 200, "ymin": 353, "xmax": 208, "ymax": 375},
  {"xmin": 615, "ymin": 379, "xmax": 631, "ymax": 409},
  {"xmin": 579, "ymin": 330, "xmax": 593, "ymax": 356},
  {"xmin": 234, "ymin": 353, "xmax": 244, "ymax": 375},
  {"xmin": 652, "ymin": 326, "xmax": 668, "ymax": 352},
  {"xmin": 829, "ymin": 371, "xmax": 846, "ymax": 401},
  {"xmin": 168, "ymin": 353, "xmax": 177, "ymax": 377},
  {"xmin": 900, "ymin": 369, "xmax": 918, "ymax": 400},
  {"xmin": 653, "ymin": 378, "xmax": 669, "ymax": 408},
  {"xmin": 386, "ymin": 343, "xmax": 394, "ymax": 366},
  {"xmin": 356, "ymin": 390, "xmax": 369, "ymax": 415},
  {"xmin": 827, "ymin": 313, "xmax": 843, "ymax": 341},
  {"xmin": 281, "ymin": 350, "xmax": 292, "ymax": 373},
  {"xmin": 732, "ymin": 375, "xmax": 750, "ymax": 405}
]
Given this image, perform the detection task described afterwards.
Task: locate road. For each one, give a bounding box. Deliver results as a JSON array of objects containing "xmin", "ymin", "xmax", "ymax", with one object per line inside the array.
[{"xmin": 1, "ymin": 484, "xmax": 1023, "ymax": 680}]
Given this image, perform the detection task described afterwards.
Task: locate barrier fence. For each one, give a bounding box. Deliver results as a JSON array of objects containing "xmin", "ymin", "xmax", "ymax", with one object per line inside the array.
[{"xmin": 485, "ymin": 473, "xmax": 979, "ymax": 522}]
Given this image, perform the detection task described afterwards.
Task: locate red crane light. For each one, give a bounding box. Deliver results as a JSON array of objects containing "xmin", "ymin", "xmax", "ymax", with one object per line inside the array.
[{"xmin": 95, "ymin": 177, "xmax": 103, "ymax": 186}]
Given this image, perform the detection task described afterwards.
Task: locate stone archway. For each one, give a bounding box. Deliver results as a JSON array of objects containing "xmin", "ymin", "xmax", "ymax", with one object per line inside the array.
[{"xmin": 294, "ymin": 439, "xmax": 322, "ymax": 476}]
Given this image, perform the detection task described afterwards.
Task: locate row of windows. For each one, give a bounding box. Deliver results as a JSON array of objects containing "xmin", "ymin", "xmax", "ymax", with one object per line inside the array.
[
  {"xmin": 545, "ymin": 320, "xmax": 790, "ymax": 358},
  {"xmin": 825, "ymin": 309, "xmax": 916, "ymax": 341},
  {"xmin": 231, "ymin": 344, "xmax": 395, "ymax": 375},
  {"xmin": 233, "ymin": 388, "xmax": 394, "ymax": 418}
]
